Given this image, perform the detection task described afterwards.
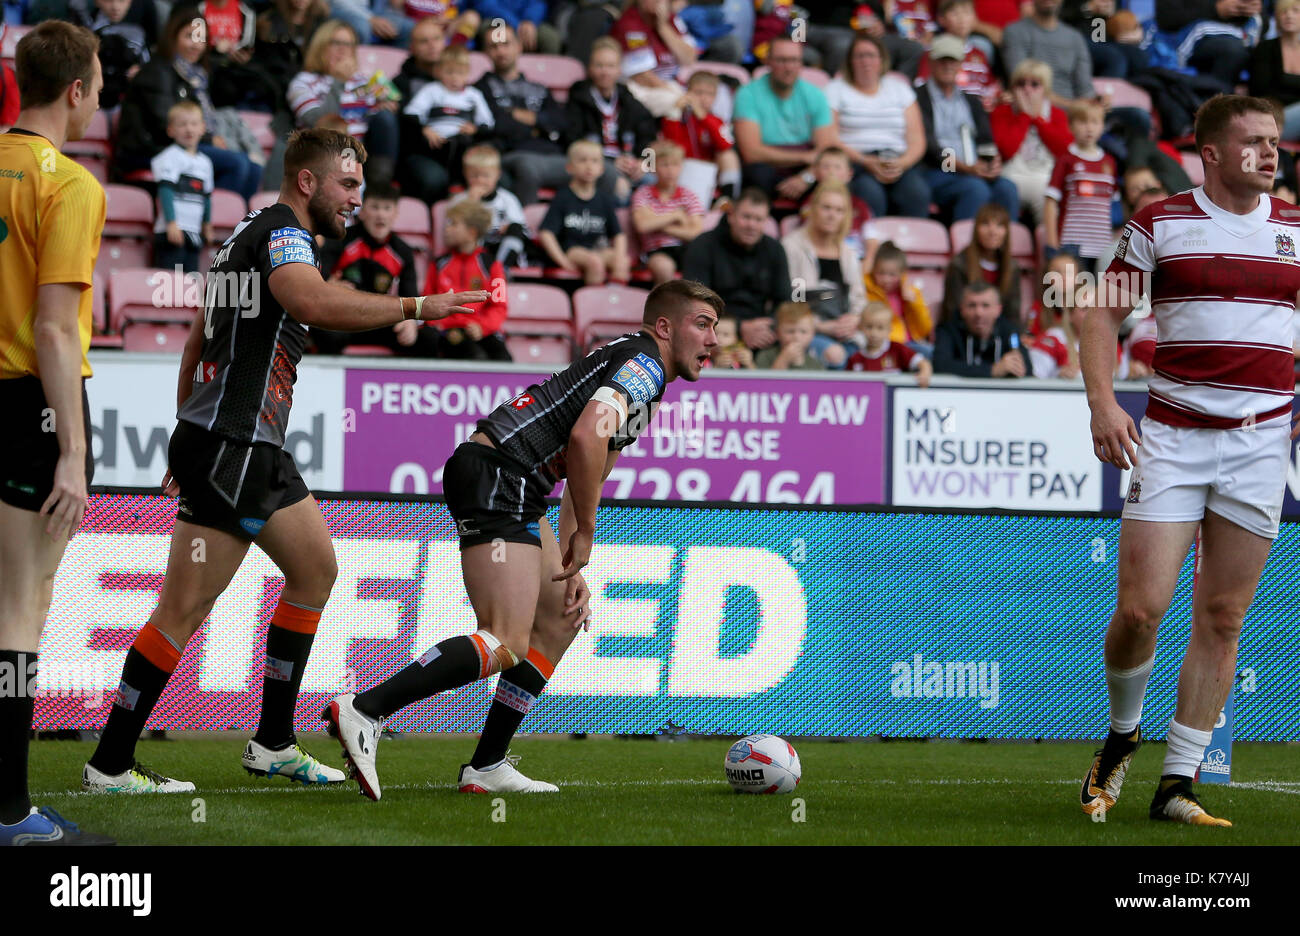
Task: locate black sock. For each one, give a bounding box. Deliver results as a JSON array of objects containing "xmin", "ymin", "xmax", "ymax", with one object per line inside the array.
[
  {"xmin": 355, "ymin": 635, "xmax": 484, "ymax": 719},
  {"xmin": 89, "ymin": 648, "xmax": 174, "ymax": 777},
  {"xmin": 0, "ymin": 650, "xmax": 37, "ymax": 824},
  {"xmin": 253, "ymin": 624, "xmax": 316, "ymax": 749},
  {"xmin": 470, "ymin": 657, "xmax": 549, "ymax": 769}
]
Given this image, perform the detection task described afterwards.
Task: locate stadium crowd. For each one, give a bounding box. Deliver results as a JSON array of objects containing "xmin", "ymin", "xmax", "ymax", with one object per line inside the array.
[{"xmin": 0, "ymin": 0, "xmax": 1290, "ymax": 377}]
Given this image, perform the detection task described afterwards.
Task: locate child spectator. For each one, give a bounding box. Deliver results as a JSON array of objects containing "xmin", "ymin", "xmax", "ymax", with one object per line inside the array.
[
  {"xmin": 314, "ymin": 183, "xmax": 429, "ymax": 355},
  {"xmin": 201, "ymin": 0, "xmax": 255, "ymax": 64},
  {"xmin": 151, "ymin": 100, "xmax": 215, "ymax": 273},
  {"xmin": 942, "ymin": 201, "xmax": 1023, "ymax": 327},
  {"xmin": 892, "ymin": 0, "xmax": 939, "ymax": 43},
  {"xmin": 564, "ymin": 37, "xmax": 658, "ymax": 205},
  {"xmin": 82, "ymin": 0, "xmax": 153, "ymax": 109},
  {"xmin": 452, "ymin": 144, "xmax": 530, "ymax": 269},
  {"xmin": 755, "ymin": 302, "xmax": 825, "ymax": 370},
  {"xmin": 915, "ymin": 1, "xmax": 996, "ymax": 109},
  {"xmin": 709, "ymin": 315, "xmax": 755, "ymax": 369},
  {"xmin": 1027, "ymin": 255, "xmax": 1085, "ymax": 379},
  {"xmin": 799, "ymin": 146, "xmax": 877, "ymax": 268},
  {"xmin": 632, "ymin": 139, "xmax": 704, "ymax": 285},
  {"xmin": 1043, "ymin": 99, "xmax": 1117, "ymax": 275},
  {"xmin": 402, "ymin": 44, "xmax": 494, "ymax": 197},
  {"xmin": 847, "ymin": 301, "xmax": 932, "ymax": 386},
  {"xmin": 538, "ymin": 139, "xmax": 630, "ymax": 285},
  {"xmin": 660, "ymin": 70, "xmax": 742, "ymax": 205},
  {"xmin": 423, "ymin": 198, "xmax": 512, "ymax": 360},
  {"xmin": 864, "ymin": 241, "xmax": 932, "ymax": 352}
]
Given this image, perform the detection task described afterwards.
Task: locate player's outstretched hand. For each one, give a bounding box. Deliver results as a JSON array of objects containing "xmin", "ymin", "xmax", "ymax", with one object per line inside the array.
[
  {"xmin": 564, "ymin": 572, "xmax": 593, "ymax": 632},
  {"xmin": 160, "ymin": 468, "xmax": 180, "ymax": 498},
  {"xmin": 554, "ymin": 529, "xmax": 593, "ymax": 582},
  {"xmin": 418, "ymin": 290, "xmax": 489, "ymax": 321},
  {"xmin": 1091, "ymin": 400, "xmax": 1141, "ymax": 469},
  {"xmin": 40, "ymin": 452, "xmax": 87, "ymax": 540}
]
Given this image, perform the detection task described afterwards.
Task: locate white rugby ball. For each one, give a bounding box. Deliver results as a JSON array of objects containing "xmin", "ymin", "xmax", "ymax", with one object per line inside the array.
[{"xmin": 724, "ymin": 734, "xmax": 801, "ymax": 794}]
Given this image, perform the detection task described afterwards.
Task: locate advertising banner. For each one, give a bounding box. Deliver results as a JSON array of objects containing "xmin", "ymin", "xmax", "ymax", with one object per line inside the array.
[
  {"xmin": 31, "ymin": 495, "xmax": 1296, "ymax": 739},
  {"xmin": 86, "ymin": 353, "xmax": 346, "ymax": 490},
  {"xmin": 343, "ymin": 368, "xmax": 887, "ymax": 504},
  {"xmin": 892, "ymin": 386, "xmax": 1102, "ymax": 510}
]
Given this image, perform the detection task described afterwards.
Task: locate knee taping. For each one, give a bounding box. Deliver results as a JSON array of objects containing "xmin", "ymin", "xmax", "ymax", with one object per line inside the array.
[{"xmin": 470, "ymin": 630, "xmax": 520, "ymax": 678}]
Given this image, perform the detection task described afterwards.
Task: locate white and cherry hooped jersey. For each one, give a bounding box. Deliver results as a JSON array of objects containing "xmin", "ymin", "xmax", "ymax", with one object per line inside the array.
[{"xmin": 1105, "ymin": 187, "xmax": 1300, "ymax": 430}]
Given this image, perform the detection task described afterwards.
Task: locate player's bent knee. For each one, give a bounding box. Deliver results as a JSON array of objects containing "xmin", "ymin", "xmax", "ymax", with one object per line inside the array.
[
  {"xmin": 1112, "ymin": 601, "xmax": 1163, "ymax": 636},
  {"xmin": 474, "ymin": 629, "xmax": 527, "ymax": 675}
]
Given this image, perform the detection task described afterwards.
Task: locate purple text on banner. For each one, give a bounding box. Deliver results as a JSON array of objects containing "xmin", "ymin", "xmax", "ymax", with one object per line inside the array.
[{"xmin": 343, "ymin": 369, "xmax": 887, "ymax": 505}]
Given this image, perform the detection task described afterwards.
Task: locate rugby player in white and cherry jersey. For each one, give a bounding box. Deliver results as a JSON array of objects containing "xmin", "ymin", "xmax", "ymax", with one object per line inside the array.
[
  {"xmin": 1080, "ymin": 95, "xmax": 1300, "ymax": 827},
  {"xmin": 325, "ymin": 280, "xmax": 722, "ymax": 799},
  {"xmin": 80, "ymin": 129, "xmax": 487, "ymax": 794}
]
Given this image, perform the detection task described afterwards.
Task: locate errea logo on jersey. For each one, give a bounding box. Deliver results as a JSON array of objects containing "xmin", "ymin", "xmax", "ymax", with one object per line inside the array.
[{"xmin": 1182, "ymin": 226, "xmax": 1208, "ymax": 248}]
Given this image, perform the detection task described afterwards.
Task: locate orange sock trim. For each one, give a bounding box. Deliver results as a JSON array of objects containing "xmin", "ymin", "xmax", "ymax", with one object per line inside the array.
[
  {"xmin": 270, "ymin": 600, "xmax": 322, "ymax": 635},
  {"xmin": 469, "ymin": 633, "xmax": 492, "ymax": 679},
  {"xmin": 526, "ymin": 648, "xmax": 555, "ymax": 680},
  {"xmin": 133, "ymin": 623, "xmax": 182, "ymax": 673}
]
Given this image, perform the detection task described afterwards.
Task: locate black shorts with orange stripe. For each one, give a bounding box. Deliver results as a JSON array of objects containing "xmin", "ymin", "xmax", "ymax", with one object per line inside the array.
[
  {"xmin": 442, "ymin": 441, "xmax": 548, "ymax": 550},
  {"xmin": 0, "ymin": 376, "xmax": 94, "ymax": 512}
]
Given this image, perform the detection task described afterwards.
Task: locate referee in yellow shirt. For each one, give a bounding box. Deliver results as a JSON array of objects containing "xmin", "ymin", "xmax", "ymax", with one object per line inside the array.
[{"xmin": 0, "ymin": 21, "xmax": 112, "ymax": 846}]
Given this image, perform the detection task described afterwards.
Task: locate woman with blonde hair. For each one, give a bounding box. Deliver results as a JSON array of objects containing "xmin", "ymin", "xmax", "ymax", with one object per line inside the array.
[
  {"xmin": 286, "ymin": 19, "xmax": 400, "ymax": 182},
  {"xmin": 781, "ymin": 180, "xmax": 868, "ymax": 368},
  {"xmin": 989, "ymin": 59, "xmax": 1072, "ymax": 225}
]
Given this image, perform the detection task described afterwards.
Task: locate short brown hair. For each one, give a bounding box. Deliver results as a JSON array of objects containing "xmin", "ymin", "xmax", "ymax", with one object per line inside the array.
[
  {"xmin": 872, "ymin": 241, "xmax": 909, "ymax": 272},
  {"xmin": 775, "ymin": 302, "xmax": 814, "ymax": 327},
  {"xmin": 590, "ymin": 37, "xmax": 621, "ymax": 62},
  {"xmin": 438, "ymin": 44, "xmax": 470, "ymax": 69},
  {"xmin": 686, "ymin": 70, "xmax": 719, "ymax": 91},
  {"xmin": 167, "ymin": 98, "xmax": 203, "ymax": 124},
  {"xmin": 1194, "ymin": 94, "xmax": 1281, "ymax": 149},
  {"xmin": 283, "ymin": 127, "xmax": 367, "ymax": 183},
  {"xmin": 445, "ymin": 198, "xmax": 492, "ymax": 238},
  {"xmin": 14, "ymin": 20, "xmax": 99, "ymax": 109},
  {"xmin": 1068, "ymin": 98, "xmax": 1105, "ymax": 123},
  {"xmin": 463, "ymin": 145, "xmax": 501, "ymax": 170},
  {"xmin": 643, "ymin": 279, "xmax": 725, "ymax": 325}
]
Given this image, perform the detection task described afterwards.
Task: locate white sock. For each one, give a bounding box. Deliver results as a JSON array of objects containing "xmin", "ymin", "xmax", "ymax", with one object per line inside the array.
[
  {"xmin": 1162, "ymin": 719, "xmax": 1213, "ymax": 779},
  {"xmin": 1106, "ymin": 656, "xmax": 1154, "ymax": 734}
]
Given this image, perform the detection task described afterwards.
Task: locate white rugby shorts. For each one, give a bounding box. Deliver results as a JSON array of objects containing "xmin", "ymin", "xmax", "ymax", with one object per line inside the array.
[{"xmin": 1121, "ymin": 416, "xmax": 1292, "ymax": 539}]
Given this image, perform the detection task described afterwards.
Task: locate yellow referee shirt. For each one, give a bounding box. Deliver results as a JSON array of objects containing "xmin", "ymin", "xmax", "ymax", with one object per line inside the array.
[{"xmin": 0, "ymin": 128, "xmax": 106, "ymax": 379}]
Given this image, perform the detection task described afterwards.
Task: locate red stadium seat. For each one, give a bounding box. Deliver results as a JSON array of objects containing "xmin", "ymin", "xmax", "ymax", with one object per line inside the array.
[
  {"xmin": 1, "ymin": 24, "xmax": 31, "ymax": 61},
  {"xmin": 395, "ymin": 196, "xmax": 433, "ymax": 253},
  {"xmin": 103, "ymin": 183, "xmax": 155, "ymax": 238},
  {"xmin": 1093, "ymin": 78, "xmax": 1152, "ymax": 113},
  {"xmin": 469, "ymin": 52, "xmax": 491, "ymax": 84},
  {"xmin": 91, "ymin": 277, "xmax": 108, "ymax": 334},
  {"xmin": 678, "ymin": 62, "xmax": 750, "ymax": 86},
  {"xmin": 1180, "ymin": 150, "xmax": 1205, "ymax": 187},
  {"xmin": 431, "ymin": 198, "xmax": 450, "ymax": 258},
  {"xmin": 210, "ymin": 189, "xmax": 249, "ymax": 240},
  {"xmin": 910, "ymin": 268, "xmax": 946, "ymax": 311},
  {"xmin": 573, "ymin": 283, "xmax": 648, "ymax": 345},
  {"xmin": 356, "ymin": 44, "xmax": 408, "ymax": 79},
  {"xmin": 518, "ymin": 54, "xmax": 586, "ymax": 101},
  {"xmin": 506, "ymin": 334, "xmax": 572, "ymax": 365},
  {"xmin": 122, "ymin": 321, "xmax": 191, "ymax": 352},
  {"xmin": 752, "ymin": 65, "xmax": 830, "ymax": 88},
  {"xmin": 96, "ymin": 239, "xmax": 153, "ymax": 282},
  {"xmin": 869, "ymin": 216, "xmax": 950, "ymax": 268},
  {"xmin": 516, "ymin": 202, "xmax": 578, "ymax": 280},
  {"xmin": 238, "ymin": 111, "xmax": 276, "ymax": 156},
  {"xmin": 249, "ymin": 191, "xmax": 279, "ymax": 213},
  {"xmin": 109, "ymin": 268, "xmax": 202, "ymax": 332},
  {"xmin": 65, "ymin": 110, "xmax": 112, "ymax": 160},
  {"xmin": 72, "ymin": 155, "xmax": 109, "ymax": 183},
  {"xmin": 506, "ymin": 282, "xmax": 573, "ymax": 336},
  {"xmin": 948, "ymin": 218, "xmax": 973, "ymax": 255}
]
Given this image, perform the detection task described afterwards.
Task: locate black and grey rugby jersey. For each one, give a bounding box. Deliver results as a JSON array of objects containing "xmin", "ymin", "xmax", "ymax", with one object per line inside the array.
[
  {"xmin": 477, "ymin": 331, "xmax": 667, "ymax": 485},
  {"xmin": 177, "ymin": 203, "xmax": 317, "ymax": 447}
]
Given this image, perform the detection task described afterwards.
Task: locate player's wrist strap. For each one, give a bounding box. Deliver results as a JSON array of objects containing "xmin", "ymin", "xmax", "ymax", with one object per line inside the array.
[{"xmin": 401, "ymin": 296, "xmax": 425, "ymax": 321}]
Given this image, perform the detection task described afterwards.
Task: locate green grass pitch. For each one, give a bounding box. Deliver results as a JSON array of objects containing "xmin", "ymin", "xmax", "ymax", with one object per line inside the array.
[{"xmin": 24, "ymin": 734, "xmax": 1300, "ymax": 845}]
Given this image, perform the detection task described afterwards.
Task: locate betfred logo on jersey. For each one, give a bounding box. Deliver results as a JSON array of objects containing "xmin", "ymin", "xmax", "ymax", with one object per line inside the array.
[{"xmin": 512, "ymin": 393, "xmax": 534, "ymax": 409}]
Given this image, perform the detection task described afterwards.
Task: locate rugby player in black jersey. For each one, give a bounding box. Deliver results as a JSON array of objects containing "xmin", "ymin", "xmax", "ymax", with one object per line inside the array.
[
  {"xmin": 81, "ymin": 129, "xmax": 487, "ymax": 793},
  {"xmin": 326, "ymin": 279, "xmax": 722, "ymax": 799}
]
